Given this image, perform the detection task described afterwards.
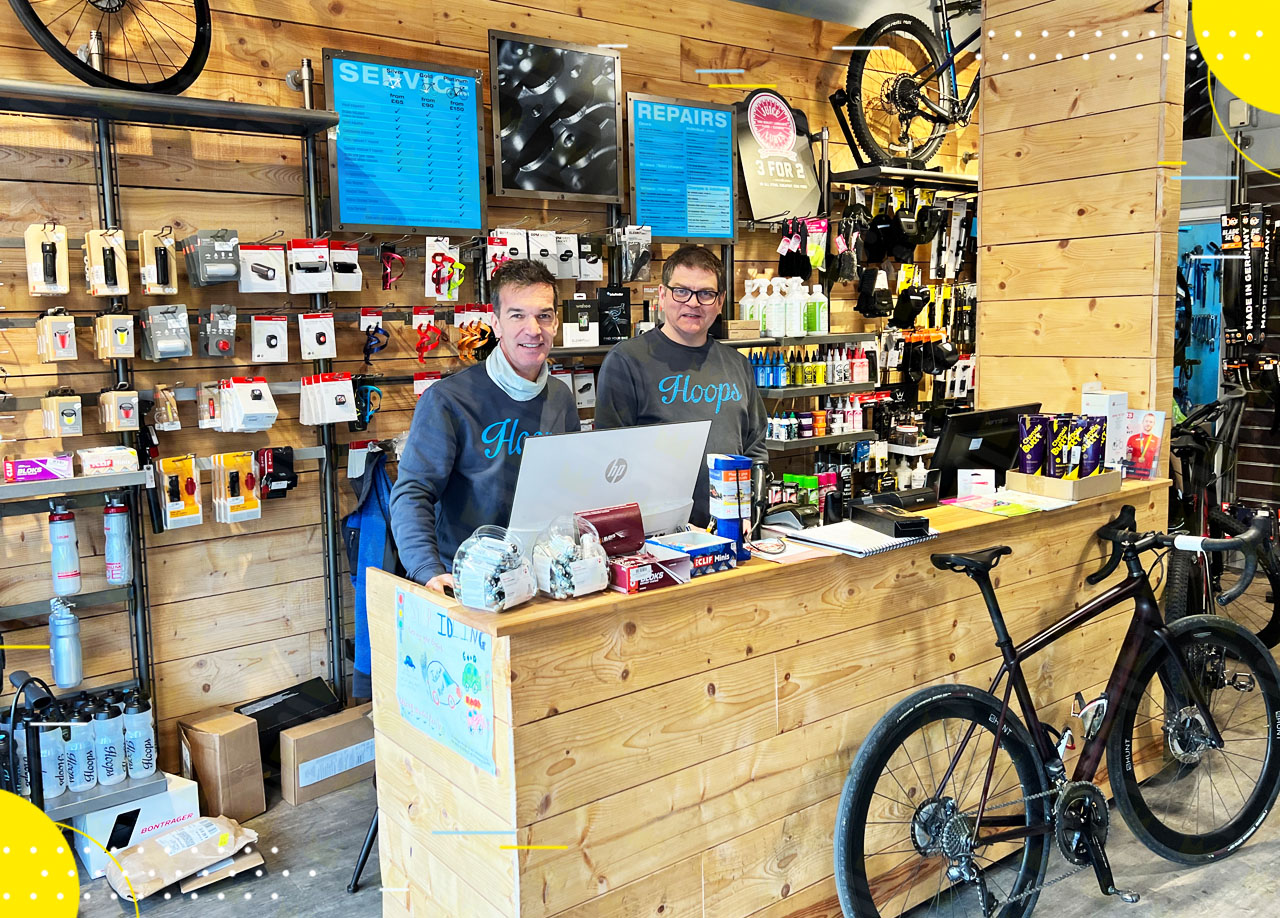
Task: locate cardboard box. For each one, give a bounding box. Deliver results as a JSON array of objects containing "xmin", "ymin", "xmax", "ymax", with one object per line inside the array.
[
  {"xmin": 561, "ymin": 299, "xmax": 600, "ymax": 347},
  {"xmin": 1005, "ymin": 469, "xmax": 1123, "ymax": 502},
  {"xmin": 178, "ymin": 707, "xmax": 266, "ymax": 823},
  {"xmin": 72, "ymin": 773, "xmax": 200, "ymax": 879},
  {"xmin": 609, "ymin": 543, "xmax": 691, "ymax": 593},
  {"xmin": 724, "ymin": 319, "xmax": 762, "ymax": 340},
  {"xmin": 179, "ymin": 848, "xmax": 266, "ymax": 894},
  {"xmin": 1081, "ymin": 387, "xmax": 1129, "ymax": 471},
  {"xmin": 280, "ymin": 703, "xmax": 375, "ymax": 806},
  {"xmin": 572, "ymin": 370, "xmax": 597, "ymax": 409},
  {"xmin": 234, "ymin": 677, "xmax": 342, "ymax": 767},
  {"xmin": 646, "ymin": 530, "xmax": 737, "ymax": 578}
]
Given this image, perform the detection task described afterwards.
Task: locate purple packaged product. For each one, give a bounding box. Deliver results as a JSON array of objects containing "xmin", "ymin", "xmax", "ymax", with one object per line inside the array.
[
  {"xmin": 1062, "ymin": 416, "xmax": 1089, "ymax": 480},
  {"xmin": 1079, "ymin": 416, "xmax": 1107, "ymax": 477},
  {"xmin": 1045, "ymin": 415, "xmax": 1072, "ymax": 479},
  {"xmin": 1016, "ymin": 414, "xmax": 1048, "ymax": 475}
]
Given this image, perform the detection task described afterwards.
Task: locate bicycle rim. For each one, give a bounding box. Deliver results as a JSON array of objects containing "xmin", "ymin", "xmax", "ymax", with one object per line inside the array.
[
  {"xmin": 835, "ymin": 686, "xmax": 1049, "ymax": 918},
  {"xmin": 8, "ymin": 0, "xmax": 212, "ymax": 93},
  {"xmin": 1108, "ymin": 616, "xmax": 1280, "ymax": 863}
]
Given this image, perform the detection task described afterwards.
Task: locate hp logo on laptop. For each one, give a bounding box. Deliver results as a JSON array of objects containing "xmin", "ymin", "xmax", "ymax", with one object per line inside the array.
[{"xmin": 605, "ymin": 458, "xmax": 628, "ymax": 484}]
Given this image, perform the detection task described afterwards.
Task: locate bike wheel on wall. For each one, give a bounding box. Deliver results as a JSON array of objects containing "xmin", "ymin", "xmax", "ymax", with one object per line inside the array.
[
  {"xmin": 844, "ymin": 14, "xmax": 953, "ymax": 166},
  {"xmin": 7, "ymin": 0, "xmax": 211, "ymax": 94}
]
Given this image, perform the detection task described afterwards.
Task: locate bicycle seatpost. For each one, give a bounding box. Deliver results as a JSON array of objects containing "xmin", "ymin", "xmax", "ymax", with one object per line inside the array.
[{"xmin": 971, "ymin": 572, "xmax": 1016, "ymax": 649}]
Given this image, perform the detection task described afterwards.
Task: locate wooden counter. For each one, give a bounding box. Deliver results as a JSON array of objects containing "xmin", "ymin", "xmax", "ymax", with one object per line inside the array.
[{"xmin": 368, "ymin": 479, "xmax": 1168, "ymax": 918}]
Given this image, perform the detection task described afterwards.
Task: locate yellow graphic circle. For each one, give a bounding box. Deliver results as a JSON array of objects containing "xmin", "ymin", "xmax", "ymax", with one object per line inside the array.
[
  {"xmin": 1195, "ymin": 3, "xmax": 1280, "ymax": 114},
  {"xmin": 0, "ymin": 790, "xmax": 79, "ymax": 915}
]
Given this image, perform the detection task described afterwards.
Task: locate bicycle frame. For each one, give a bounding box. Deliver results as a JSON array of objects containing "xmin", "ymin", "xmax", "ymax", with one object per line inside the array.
[
  {"xmin": 911, "ymin": 0, "xmax": 981, "ymax": 123},
  {"xmin": 936, "ymin": 546, "xmax": 1227, "ymax": 847}
]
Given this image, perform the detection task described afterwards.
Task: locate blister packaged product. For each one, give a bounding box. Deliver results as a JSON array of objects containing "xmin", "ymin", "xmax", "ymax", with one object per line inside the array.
[
  {"xmin": 26, "ymin": 222, "xmax": 69, "ymax": 295},
  {"xmin": 94, "ymin": 313, "xmax": 135, "ymax": 360},
  {"xmin": 237, "ymin": 244, "xmax": 287, "ymax": 293},
  {"xmin": 453, "ymin": 525, "xmax": 536, "ymax": 613},
  {"xmin": 35, "ymin": 310, "xmax": 77, "ymax": 362},
  {"xmin": 42, "ymin": 393, "xmax": 83, "ymax": 437},
  {"xmin": 98, "ymin": 389, "xmax": 140, "ymax": 432},
  {"xmin": 532, "ymin": 516, "xmax": 609, "ymax": 600},
  {"xmin": 328, "ymin": 241, "xmax": 363, "ymax": 292},
  {"xmin": 83, "ymin": 229, "xmax": 128, "ymax": 296},
  {"xmin": 196, "ymin": 304, "xmax": 237, "ymax": 357},
  {"xmin": 158, "ymin": 454, "xmax": 202, "ymax": 530},
  {"xmin": 250, "ymin": 314, "xmax": 289, "ymax": 363},
  {"xmin": 139, "ymin": 304, "xmax": 193, "ymax": 360},
  {"xmin": 138, "ymin": 229, "xmax": 178, "ymax": 295},
  {"xmin": 211, "ymin": 450, "xmax": 261, "ymax": 524},
  {"xmin": 181, "ymin": 229, "xmax": 240, "ymax": 286},
  {"xmin": 298, "ymin": 313, "xmax": 336, "ymax": 360},
  {"xmin": 286, "ymin": 238, "xmax": 332, "ymax": 294}
]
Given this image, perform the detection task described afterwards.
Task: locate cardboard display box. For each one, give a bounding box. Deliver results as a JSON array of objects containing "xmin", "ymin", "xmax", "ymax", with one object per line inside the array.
[
  {"xmin": 280, "ymin": 703, "xmax": 375, "ymax": 806},
  {"xmin": 1005, "ymin": 469, "xmax": 1123, "ymax": 502},
  {"xmin": 72, "ymin": 773, "xmax": 200, "ymax": 879},
  {"xmin": 178, "ymin": 707, "xmax": 266, "ymax": 823}
]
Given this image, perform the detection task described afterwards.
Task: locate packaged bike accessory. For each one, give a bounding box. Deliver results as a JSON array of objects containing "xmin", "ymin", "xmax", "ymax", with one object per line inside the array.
[
  {"xmin": 526, "ymin": 230, "xmax": 559, "ymax": 276},
  {"xmin": 35, "ymin": 308, "xmax": 77, "ymax": 362},
  {"xmin": 486, "ymin": 229, "xmax": 527, "ymax": 279},
  {"xmin": 533, "ymin": 516, "xmax": 609, "ymax": 600},
  {"xmin": 414, "ymin": 371, "xmax": 443, "ymax": 396},
  {"xmin": 197, "ymin": 381, "xmax": 220, "ymax": 430},
  {"xmin": 151, "ymin": 384, "xmax": 181, "ymax": 432},
  {"xmin": 83, "ymin": 228, "xmax": 128, "ymax": 296},
  {"xmin": 597, "ymin": 285, "xmax": 631, "ymax": 344},
  {"xmin": 362, "ymin": 324, "xmax": 390, "ymax": 368},
  {"xmin": 251, "ymin": 314, "xmax": 290, "ymax": 363},
  {"xmin": 237, "ymin": 244, "xmax": 287, "ymax": 294},
  {"xmin": 181, "ymin": 229, "xmax": 240, "ymax": 286},
  {"xmin": 138, "ymin": 228, "xmax": 177, "ymax": 295},
  {"xmin": 158, "ymin": 454, "xmax": 202, "ymax": 529},
  {"xmin": 286, "ymin": 238, "xmax": 332, "ymax": 294},
  {"xmin": 562, "ymin": 296, "xmax": 600, "ymax": 347},
  {"xmin": 857, "ymin": 268, "xmax": 892, "ymax": 318},
  {"xmin": 98, "ymin": 388, "xmax": 140, "ymax": 432},
  {"xmin": 622, "ymin": 225, "xmax": 652, "ymax": 282},
  {"xmin": 217, "ymin": 377, "xmax": 278, "ymax": 432},
  {"xmin": 425, "ymin": 237, "xmax": 465, "ymax": 300},
  {"xmin": 94, "ymin": 311, "xmax": 135, "ymax": 359},
  {"xmin": 196, "ymin": 304, "xmax": 237, "ymax": 357},
  {"xmin": 578, "ymin": 236, "xmax": 604, "ymax": 281},
  {"xmin": 211, "ymin": 451, "xmax": 261, "ymax": 524},
  {"xmin": 328, "ymin": 240, "xmax": 363, "ymax": 292},
  {"xmin": 299, "ymin": 372, "xmax": 358, "ymax": 426},
  {"xmin": 25, "ymin": 222, "xmax": 69, "ymax": 295},
  {"xmin": 379, "ymin": 242, "xmax": 405, "ymax": 291},
  {"xmin": 453, "ymin": 525, "xmax": 536, "ymax": 613},
  {"xmin": 41, "ymin": 390, "xmax": 83, "ymax": 438},
  {"xmin": 412, "ymin": 307, "xmax": 442, "ymax": 362},
  {"xmin": 298, "ymin": 312, "xmax": 336, "ymax": 360},
  {"xmin": 359, "ymin": 306, "xmax": 383, "ymax": 332},
  {"xmin": 554, "ymin": 233, "xmax": 579, "ymax": 280},
  {"xmin": 256, "ymin": 446, "xmax": 297, "ymax": 499},
  {"xmin": 139, "ymin": 304, "xmax": 193, "ymax": 360},
  {"xmin": 349, "ymin": 381, "xmax": 382, "ymax": 432}
]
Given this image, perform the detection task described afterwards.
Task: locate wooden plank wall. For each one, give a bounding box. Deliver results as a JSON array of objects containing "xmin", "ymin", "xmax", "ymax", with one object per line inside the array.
[
  {"xmin": 976, "ymin": 0, "xmax": 1186, "ymax": 442},
  {"xmin": 0, "ymin": 2, "xmax": 976, "ymax": 772}
]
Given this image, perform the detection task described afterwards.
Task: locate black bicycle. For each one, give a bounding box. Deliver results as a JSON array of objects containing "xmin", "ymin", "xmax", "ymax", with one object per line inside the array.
[
  {"xmin": 835, "ymin": 506, "xmax": 1280, "ymax": 918},
  {"xmin": 842, "ymin": 0, "xmax": 980, "ymax": 166}
]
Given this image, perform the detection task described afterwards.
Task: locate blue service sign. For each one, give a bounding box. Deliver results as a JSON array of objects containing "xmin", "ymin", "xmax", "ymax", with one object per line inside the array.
[{"xmin": 631, "ymin": 97, "xmax": 735, "ymax": 241}]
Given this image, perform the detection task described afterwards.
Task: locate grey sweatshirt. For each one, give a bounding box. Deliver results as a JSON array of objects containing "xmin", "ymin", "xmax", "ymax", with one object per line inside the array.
[
  {"xmin": 390, "ymin": 363, "xmax": 580, "ymax": 583},
  {"xmin": 595, "ymin": 329, "xmax": 768, "ymax": 526}
]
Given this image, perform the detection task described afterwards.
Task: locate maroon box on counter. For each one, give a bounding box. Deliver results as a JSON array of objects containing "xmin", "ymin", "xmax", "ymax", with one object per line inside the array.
[
  {"xmin": 608, "ymin": 543, "xmax": 692, "ymax": 594},
  {"xmin": 575, "ymin": 502, "xmax": 646, "ymax": 557}
]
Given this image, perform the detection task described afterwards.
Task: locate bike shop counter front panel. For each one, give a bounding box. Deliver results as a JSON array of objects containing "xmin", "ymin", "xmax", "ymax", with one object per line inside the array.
[{"xmin": 366, "ymin": 479, "xmax": 1168, "ymax": 918}]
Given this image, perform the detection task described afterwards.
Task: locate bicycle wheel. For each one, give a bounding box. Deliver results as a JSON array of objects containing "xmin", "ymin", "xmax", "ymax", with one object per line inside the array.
[
  {"xmin": 844, "ymin": 14, "xmax": 953, "ymax": 165},
  {"xmin": 1208, "ymin": 507, "xmax": 1280, "ymax": 648},
  {"xmin": 834, "ymin": 684, "xmax": 1050, "ymax": 918},
  {"xmin": 7, "ymin": 0, "xmax": 211, "ymax": 94},
  {"xmin": 1107, "ymin": 615, "xmax": 1280, "ymax": 865},
  {"xmin": 1163, "ymin": 548, "xmax": 1205, "ymax": 624}
]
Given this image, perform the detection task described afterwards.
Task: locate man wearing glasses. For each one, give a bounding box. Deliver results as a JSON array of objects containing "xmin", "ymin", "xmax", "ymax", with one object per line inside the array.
[
  {"xmin": 391, "ymin": 259, "xmax": 579, "ymax": 594},
  {"xmin": 596, "ymin": 245, "xmax": 767, "ymax": 526}
]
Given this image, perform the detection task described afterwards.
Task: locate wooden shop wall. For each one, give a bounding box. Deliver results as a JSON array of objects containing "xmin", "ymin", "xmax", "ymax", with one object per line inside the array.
[{"xmin": 0, "ymin": 0, "xmax": 977, "ymax": 768}]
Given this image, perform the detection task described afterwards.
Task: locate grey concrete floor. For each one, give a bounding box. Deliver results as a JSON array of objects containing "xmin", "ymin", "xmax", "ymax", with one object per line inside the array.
[{"xmin": 74, "ymin": 777, "xmax": 1280, "ymax": 917}]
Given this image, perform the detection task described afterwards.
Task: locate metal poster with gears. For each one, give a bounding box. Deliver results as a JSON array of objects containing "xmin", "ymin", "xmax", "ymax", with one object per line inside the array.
[
  {"xmin": 323, "ymin": 49, "xmax": 487, "ymax": 235},
  {"xmin": 489, "ymin": 30, "xmax": 624, "ymax": 203},
  {"xmin": 734, "ymin": 88, "xmax": 821, "ymax": 221}
]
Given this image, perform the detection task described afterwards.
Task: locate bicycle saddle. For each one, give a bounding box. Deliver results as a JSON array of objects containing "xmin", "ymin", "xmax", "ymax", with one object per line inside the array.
[{"xmin": 931, "ymin": 545, "xmax": 1012, "ymax": 575}]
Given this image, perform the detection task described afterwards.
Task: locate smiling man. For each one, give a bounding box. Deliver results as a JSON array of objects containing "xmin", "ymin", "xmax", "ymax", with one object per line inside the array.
[
  {"xmin": 390, "ymin": 259, "xmax": 579, "ymax": 593},
  {"xmin": 595, "ymin": 245, "xmax": 767, "ymax": 526}
]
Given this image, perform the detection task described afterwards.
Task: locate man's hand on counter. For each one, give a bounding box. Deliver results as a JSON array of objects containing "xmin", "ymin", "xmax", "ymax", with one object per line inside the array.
[{"xmin": 426, "ymin": 573, "xmax": 456, "ymax": 596}]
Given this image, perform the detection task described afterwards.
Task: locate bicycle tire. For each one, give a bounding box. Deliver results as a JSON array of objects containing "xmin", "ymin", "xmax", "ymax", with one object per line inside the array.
[
  {"xmin": 1164, "ymin": 548, "xmax": 1201, "ymax": 624},
  {"xmin": 1208, "ymin": 507, "xmax": 1280, "ymax": 649},
  {"xmin": 834, "ymin": 683, "xmax": 1050, "ymax": 918},
  {"xmin": 844, "ymin": 14, "xmax": 952, "ymax": 166},
  {"xmin": 1107, "ymin": 615, "xmax": 1280, "ymax": 865},
  {"xmin": 7, "ymin": 0, "xmax": 212, "ymax": 94}
]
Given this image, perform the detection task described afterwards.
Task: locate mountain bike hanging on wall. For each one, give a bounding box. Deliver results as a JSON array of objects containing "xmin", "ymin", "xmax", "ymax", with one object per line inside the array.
[
  {"xmin": 835, "ymin": 0, "xmax": 981, "ymax": 167},
  {"xmin": 6, "ymin": 0, "xmax": 211, "ymax": 93},
  {"xmin": 834, "ymin": 506, "xmax": 1280, "ymax": 918}
]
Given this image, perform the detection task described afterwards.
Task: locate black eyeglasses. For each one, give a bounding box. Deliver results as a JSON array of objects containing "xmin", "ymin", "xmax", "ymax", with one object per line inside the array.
[{"xmin": 666, "ymin": 285, "xmax": 721, "ymax": 306}]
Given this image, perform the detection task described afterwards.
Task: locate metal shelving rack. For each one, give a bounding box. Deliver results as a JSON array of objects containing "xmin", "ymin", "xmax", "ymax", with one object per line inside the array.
[{"xmin": 0, "ymin": 78, "xmax": 344, "ymax": 740}]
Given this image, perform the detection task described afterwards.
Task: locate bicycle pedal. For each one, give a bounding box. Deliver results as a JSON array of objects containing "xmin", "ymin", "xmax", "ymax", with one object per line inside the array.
[{"xmin": 1106, "ymin": 886, "xmax": 1141, "ymax": 904}]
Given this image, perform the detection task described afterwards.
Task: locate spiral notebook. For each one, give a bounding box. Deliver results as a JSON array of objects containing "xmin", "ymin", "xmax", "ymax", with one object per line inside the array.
[{"xmin": 762, "ymin": 520, "xmax": 940, "ymax": 558}]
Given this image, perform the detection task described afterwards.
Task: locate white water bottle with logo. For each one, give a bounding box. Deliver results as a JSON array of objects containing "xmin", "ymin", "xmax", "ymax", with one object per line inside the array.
[
  {"xmin": 39, "ymin": 723, "xmax": 68, "ymax": 799},
  {"xmin": 123, "ymin": 696, "xmax": 156, "ymax": 779},
  {"xmin": 65, "ymin": 712, "xmax": 97, "ymax": 793},
  {"xmin": 48, "ymin": 504, "xmax": 82, "ymax": 596},
  {"xmin": 103, "ymin": 498, "xmax": 132, "ymax": 585},
  {"xmin": 93, "ymin": 705, "xmax": 127, "ymax": 786}
]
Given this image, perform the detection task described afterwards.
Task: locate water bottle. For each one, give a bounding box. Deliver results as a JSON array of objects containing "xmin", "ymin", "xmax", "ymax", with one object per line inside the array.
[
  {"xmin": 103, "ymin": 498, "xmax": 132, "ymax": 585},
  {"xmin": 48, "ymin": 598, "xmax": 83, "ymax": 689},
  {"xmin": 93, "ymin": 705, "xmax": 127, "ymax": 787},
  {"xmin": 65, "ymin": 712, "xmax": 97, "ymax": 793},
  {"xmin": 12, "ymin": 710, "xmax": 32, "ymax": 797},
  {"xmin": 123, "ymin": 696, "xmax": 156, "ymax": 779},
  {"xmin": 39, "ymin": 723, "xmax": 68, "ymax": 799},
  {"xmin": 48, "ymin": 505, "xmax": 81, "ymax": 596}
]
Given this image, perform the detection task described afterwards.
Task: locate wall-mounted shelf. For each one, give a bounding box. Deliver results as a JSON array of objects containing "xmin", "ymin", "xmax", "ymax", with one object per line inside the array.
[
  {"xmin": 0, "ymin": 470, "xmax": 147, "ymax": 503},
  {"xmin": 0, "ymin": 586, "xmax": 131, "ymax": 625},
  {"xmin": 766, "ymin": 430, "xmax": 876, "ymax": 453},
  {"xmin": 42, "ymin": 767, "xmax": 169, "ymax": 822},
  {"xmin": 769, "ymin": 332, "xmax": 876, "ymax": 347},
  {"xmin": 887, "ymin": 438, "xmax": 939, "ymax": 457},
  {"xmin": 829, "ymin": 164, "xmax": 978, "ymax": 194},
  {"xmin": 760, "ymin": 382, "xmax": 876, "ymax": 399}
]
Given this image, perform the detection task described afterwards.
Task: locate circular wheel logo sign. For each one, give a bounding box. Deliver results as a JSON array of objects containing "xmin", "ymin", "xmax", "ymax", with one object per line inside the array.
[{"xmin": 747, "ymin": 93, "xmax": 796, "ymax": 155}]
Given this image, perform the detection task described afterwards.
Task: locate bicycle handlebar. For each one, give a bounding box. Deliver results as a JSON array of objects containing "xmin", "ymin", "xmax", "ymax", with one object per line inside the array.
[
  {"xmin": 1085, "ymin": 504, "xmax": 1136, "ymax": 585},
  {"xmin": 1171, "ymin": 513, "xmax": 1272, "ymax": 606}
]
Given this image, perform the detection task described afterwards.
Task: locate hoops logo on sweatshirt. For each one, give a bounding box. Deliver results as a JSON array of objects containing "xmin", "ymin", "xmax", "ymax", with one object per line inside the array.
[
  {"xmin": 481, "ymin": 418, "xmax": 555, "ymax": 458},
  {"xmin": 658, "ymin": 374, "xmax": 742, "ymax": 415}
]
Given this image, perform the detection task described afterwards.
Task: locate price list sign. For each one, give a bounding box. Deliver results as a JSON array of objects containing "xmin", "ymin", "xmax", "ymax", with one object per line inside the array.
[
  {"xmin": 628, "ymin": 94, "xmax": 736, "ymax": 243},
  {"xmin": 324, "ymin": 50, "xmax": 485, "ymax": 235}
]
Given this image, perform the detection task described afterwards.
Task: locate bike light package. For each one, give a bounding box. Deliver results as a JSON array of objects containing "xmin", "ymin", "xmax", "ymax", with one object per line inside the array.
[
  {"xmin": 197, "ymin": 381, "xmax": 221, "ymax": 430},
  {"xmin": 211, "ymin": 450, "xmax": 261, "ymax": 524},
  {"xmin": 196, "ymin": 304, "xmax": 237, "ymax": 357},
  {"xmin": 94, "ymin": 313, "xmax": 135, "ymax": 359},
  {"xmin": 139, "ymin": 304, "xmax": 193, "ymax": 360},
  {"xmin": 41, "ymin": 393, "xmax": 83, "ymax": 438},
  {"xmin": 251, "ymin": 315, "xmax": 289, "ymax": 363},
  {"xmin": 299, "ymin": 372, "xmax": 358, "ymax": 425},
  {"xmin": 138, "ymin": 229, "xmax": 178, "ymax": 295},
  {"xmin": 286, "ymin": 238, "xmax": 332, "ymax": 294},
  {"xmin": 217, "ymin": 377, "xmax": 278, "ymax": 433},
  {"xmin": 35, "ymin": 310, "xmax": 77, "ymax": 362},
  {"xmin": 83, "ymin": 229, "xmax": 128, "ymax": 296},
  {"xmin": 158, "ymin": 454, "xmax": 202, "ymax": 530},
  {"xmin": 25, "ymin": 222, "xmax": 69, "ymax": 296},
  {"xmin": 328, "ymin": 241, "xmax": 362, "ymax": 292},
  {"xmin": 237, "ymin": 244, "xmax": 287, "ymax": 294},
  {"xmin": 98, "ymin": 389, "xmax": 140, "ymax": 432},
  {"xmin": 298, "ymin": 313, "xmax": 336, "ymax": 360},
  {"xmin": 256, "ymin": 446, "xmax": 298, "ymax": 499},
  {"xmin": 182, "ymin": 229, "xmax": 240, "ymax": 286}
]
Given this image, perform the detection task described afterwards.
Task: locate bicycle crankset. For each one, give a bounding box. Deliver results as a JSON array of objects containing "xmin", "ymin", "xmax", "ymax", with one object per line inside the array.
[{"xmin": 1055, "ymin": 783, "xmax": 1109, "ymax": 865}]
